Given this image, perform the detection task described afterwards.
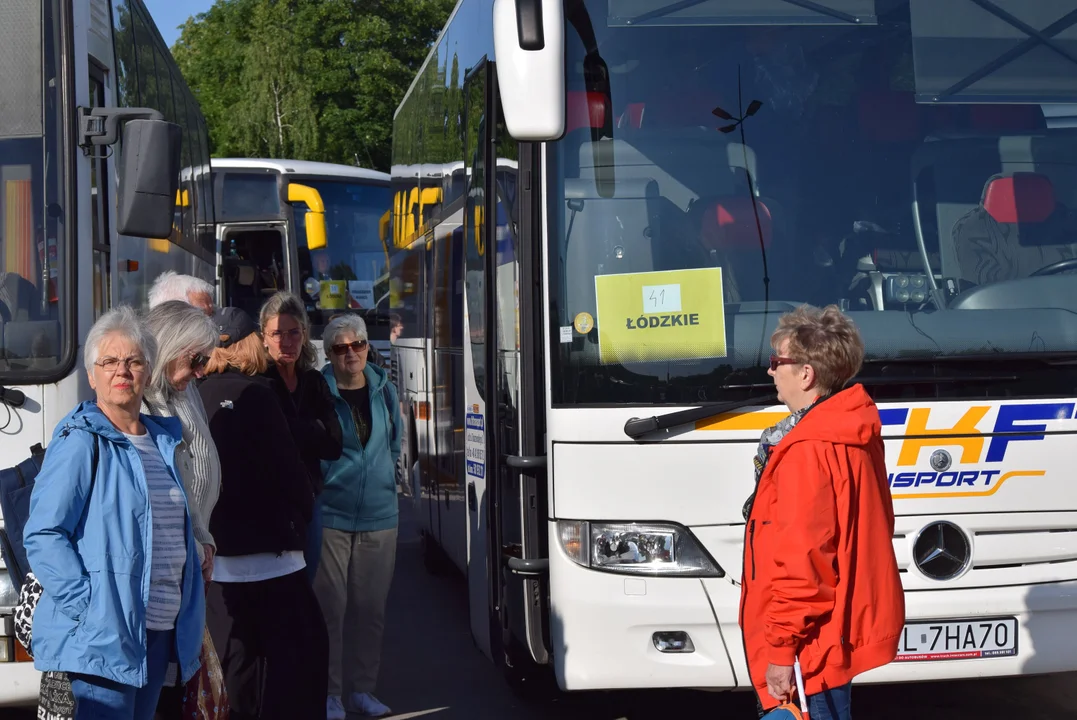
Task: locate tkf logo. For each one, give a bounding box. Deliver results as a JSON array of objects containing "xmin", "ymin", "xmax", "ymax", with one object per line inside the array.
[{"xmin": 880, "ymin": 402, "xmax": 1075, "ymax": 499}]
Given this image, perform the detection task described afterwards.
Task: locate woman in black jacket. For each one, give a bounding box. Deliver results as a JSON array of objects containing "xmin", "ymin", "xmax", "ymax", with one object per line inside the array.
[
  {"xmin": 259, "ymin": 291, "xmax": 343, "ymax": 581},
  {"xmin": 199, "ymin": 307, "xmax": 329, "ymax": 720}
]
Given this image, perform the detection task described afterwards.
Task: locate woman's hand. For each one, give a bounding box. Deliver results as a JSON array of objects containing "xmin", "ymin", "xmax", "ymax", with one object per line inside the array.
[{"xmin": 201, "ymin": 544, "xmax": 215, "ymax": 585}]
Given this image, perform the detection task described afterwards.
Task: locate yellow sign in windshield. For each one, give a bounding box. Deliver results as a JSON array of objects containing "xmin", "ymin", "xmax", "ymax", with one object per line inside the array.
[{"xmin": 594, "ymin": 267, "xmax": 727, "ymax": 364}]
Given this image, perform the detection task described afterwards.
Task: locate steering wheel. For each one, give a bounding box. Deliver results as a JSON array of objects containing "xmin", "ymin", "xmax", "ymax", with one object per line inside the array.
[{"xmin": 1030, "ymin": 257, "xmax": 1077, "ymax": 277}]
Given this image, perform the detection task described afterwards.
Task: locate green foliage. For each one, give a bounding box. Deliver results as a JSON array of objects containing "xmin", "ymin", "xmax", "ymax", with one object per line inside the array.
[{"xmin": 173, "ymin": 0, "xmax": 455, "ymax": 170}]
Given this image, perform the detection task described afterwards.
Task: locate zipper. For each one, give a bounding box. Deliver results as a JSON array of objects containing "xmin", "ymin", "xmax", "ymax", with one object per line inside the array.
[
  {"xmin": 749, "ymin": 519, "xmax": 757, "ymax": 581},
  {"xmin": 740, "ymin": 513, "xmax": 765, "ymax": 714}
]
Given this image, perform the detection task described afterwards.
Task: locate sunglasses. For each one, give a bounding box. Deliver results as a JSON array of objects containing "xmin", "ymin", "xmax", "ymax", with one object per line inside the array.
[
  {"xmin": 331, "ymin": 339, "xmax": 369, "ymax": 356},
  {"xmin": 190, "ymin": 352, "xmax": 210, "ymax": 371},
  {"xmin": 769, "ymin": 355, "xmax": 800, "ymax": 372}
]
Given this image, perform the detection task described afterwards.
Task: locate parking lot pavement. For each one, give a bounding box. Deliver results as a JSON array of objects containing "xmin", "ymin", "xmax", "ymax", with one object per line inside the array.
[{"xmin": 372, "ymin": 506, "xmax": 1077, "ymax": 719}]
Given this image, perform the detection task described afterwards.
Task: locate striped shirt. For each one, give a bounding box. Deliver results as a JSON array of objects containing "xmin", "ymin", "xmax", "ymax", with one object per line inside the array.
[{"xmin": 127, "ymin": 431, "xmax": 187, "ymax": 631}]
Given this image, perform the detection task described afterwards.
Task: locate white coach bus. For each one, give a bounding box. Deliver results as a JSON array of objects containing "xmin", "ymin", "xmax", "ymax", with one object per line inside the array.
[
  {"xmin": 391, "ymin": 0, "xmax": 1077, "ymax": 701},
  {"xmin": 0, "ymin": 0, "xmax": 215, "ymax": 703},
  {"xmin": 209, "ymin": 158, "xmax": 393, "ymax": 362}
]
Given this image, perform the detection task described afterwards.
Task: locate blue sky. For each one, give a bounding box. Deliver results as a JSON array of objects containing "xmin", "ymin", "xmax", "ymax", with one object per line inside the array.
[{"xmin": 144, "ymin": 0, "xmax": 216, "ymax": 48}]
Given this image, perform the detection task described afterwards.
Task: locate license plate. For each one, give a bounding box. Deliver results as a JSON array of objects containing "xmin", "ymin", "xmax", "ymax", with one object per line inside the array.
[{"xmin": 894, "ymin": 618, "xmax": 1018, "ymax": 662}]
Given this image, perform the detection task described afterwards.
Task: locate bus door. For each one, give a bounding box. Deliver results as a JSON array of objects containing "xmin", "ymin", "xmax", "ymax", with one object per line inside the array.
[
  {"xmin": 217, "ymin": 222, "xmax": 289, "ymax": 318},
  {"xmin": 463, "ymin": 60, "xmax": 550, "ymax": 679}
]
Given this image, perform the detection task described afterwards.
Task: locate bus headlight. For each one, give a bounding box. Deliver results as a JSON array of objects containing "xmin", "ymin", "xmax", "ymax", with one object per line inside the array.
[{"xmin": 557, "ymin": 521, "xmax": 724, "ymax": 577}]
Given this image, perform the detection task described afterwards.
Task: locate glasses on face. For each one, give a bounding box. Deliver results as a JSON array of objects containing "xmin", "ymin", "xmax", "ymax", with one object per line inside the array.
[
  {"xmin": 331, "ymin": 340, "xmax": 369, "ymax": 356},
  {"xmin": 95, "ymin": 356, "xmax": 146, "ymax": 374},
  {"xmin": 769, "ymin": 355, "xmax": 800, "ymax": 372},
  {"xmin": 190, "ymin": 352, "xmax": 210, "ymax": 372},
  {"xmin": 267, "ymin": 328, "xmax": 302, "ymax": 342}
]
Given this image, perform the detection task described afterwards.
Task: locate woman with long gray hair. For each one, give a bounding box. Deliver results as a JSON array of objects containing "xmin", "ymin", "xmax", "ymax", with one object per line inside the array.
[
  {"xmin": 141, "ymin": 300, "xmax": 221, "ymax": 582},
  {"xmin": 259, "ymin": 291, "xmax": 342, "ymax": 581}
]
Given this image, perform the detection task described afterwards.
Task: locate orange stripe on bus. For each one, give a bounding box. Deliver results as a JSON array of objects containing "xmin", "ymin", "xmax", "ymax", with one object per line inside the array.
[{"xmin": 695, "ymin": 411, "xmax": 788, "ymax": 432}]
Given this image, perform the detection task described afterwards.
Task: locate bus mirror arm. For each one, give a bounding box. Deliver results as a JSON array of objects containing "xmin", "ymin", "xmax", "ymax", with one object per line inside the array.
[
  {"xmin": 77, "ymin": 106, "xmax": 164, "ymax": 152},
  {"xmin": 624, "ymin": 393, "xmax": 778, "ymax": 440}
]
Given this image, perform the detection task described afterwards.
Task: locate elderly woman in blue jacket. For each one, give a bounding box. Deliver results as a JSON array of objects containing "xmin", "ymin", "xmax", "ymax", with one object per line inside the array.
[
  {"xmin": 314, "ymin": 314, "xmax": 402, "ymax": 720},
  {"xmin": 24, "ymin": 306, "xmax": 205, "ymax": 719}
]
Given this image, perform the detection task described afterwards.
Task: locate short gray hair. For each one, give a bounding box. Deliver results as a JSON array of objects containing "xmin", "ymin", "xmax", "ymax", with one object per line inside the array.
[
  {"xmin": 323, "ymin": 313, "xmax": 368, "ymax": 350},
  {"xmin": 148, "ymin": 271, "xmax": 214, "ymax": 309},
  {"xmin": 259, "ymin": 291, "xmax": 318, "ymax": 371},
  {"xmin": 144, "ymin": 300, "xmax": 218, "ymax": 393},
  {"xmin": 85, "ymin": 305, "xmax": 157, "ymax": 372}
]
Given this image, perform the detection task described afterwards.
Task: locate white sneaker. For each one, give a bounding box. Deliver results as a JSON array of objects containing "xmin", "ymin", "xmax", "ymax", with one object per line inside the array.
[
  {"xmin": 348, "ymin": 692, "xmax": 392, "ymax": 717},
  {"xmin": 327, "ymin": 695, "xmax": 346, "ymax": 720}
]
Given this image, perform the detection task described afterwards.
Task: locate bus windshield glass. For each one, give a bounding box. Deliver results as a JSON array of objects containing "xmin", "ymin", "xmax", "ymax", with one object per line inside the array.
[
  {"xmin": 549, "ymin": 0, "xmax": 1077, "ymax": 406},
  {"xmin": 0, "ymin": 0, "xmax": 68, "ymax": 378},
  {"xmin": 294, "ymin": 179, "xmax": 393, "ymax": 336}
]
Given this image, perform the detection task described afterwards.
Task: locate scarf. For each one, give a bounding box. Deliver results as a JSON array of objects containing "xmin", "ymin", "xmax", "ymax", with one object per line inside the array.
[{"xmin": 741, "ymin": 399, "xmax": 822, "ymax": 521}]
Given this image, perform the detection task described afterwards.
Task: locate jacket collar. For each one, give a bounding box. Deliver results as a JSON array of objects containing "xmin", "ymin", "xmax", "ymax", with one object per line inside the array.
[{"xmin": 57, "ymin": 400, "xmax": 183, "ymax": 448}]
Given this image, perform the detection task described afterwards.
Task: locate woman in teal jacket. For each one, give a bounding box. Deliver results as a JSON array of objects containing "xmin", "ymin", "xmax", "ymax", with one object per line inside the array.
[
  {"xmin": 25, "ymin": 307, "xmax": 205, "ymax": 719},
  {"xmin": 314, "ymin": 314, "xmax": 401, "ymax": 720}
]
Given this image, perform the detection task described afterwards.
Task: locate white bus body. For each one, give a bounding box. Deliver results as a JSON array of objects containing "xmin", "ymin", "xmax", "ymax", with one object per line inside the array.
[
  {"xmin": 209, "ymin": 158, "xmax": 392, "ymax": 363},
  {"xmin": 392, "ymin": 0, "xmax": 1077, "ymax": 701},
  {"xmin": 0, "ymin": 0, "xmax": 216, "ymax": 704}
]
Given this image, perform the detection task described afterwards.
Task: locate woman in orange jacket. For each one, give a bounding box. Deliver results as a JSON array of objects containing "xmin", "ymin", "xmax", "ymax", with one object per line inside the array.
[{"xmin": 740, "ymin": 305, "xmax": 905, "ymax": 719}]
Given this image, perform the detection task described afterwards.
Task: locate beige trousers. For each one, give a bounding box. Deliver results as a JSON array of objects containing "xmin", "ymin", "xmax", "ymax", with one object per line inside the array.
[{"xmin": 313, "ymin": 527, "xmax": 398, "ymax": 696}]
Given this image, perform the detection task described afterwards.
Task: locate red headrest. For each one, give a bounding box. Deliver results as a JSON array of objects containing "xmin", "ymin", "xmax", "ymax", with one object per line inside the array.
[
  {"xmin": 702, "ymin": 197, "xmax": 772, "ymax": 250},
  {"xmin": 983, "ymin": 173, "xmax": 1055, "ymax": 224},
  {"xmin": 566, "ymin": 91, "xmax": 608, "ymax": 134}
]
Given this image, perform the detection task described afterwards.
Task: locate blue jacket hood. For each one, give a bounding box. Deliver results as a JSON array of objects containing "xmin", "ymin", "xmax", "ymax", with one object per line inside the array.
[{"xmin": 55, "ymin": 400, "xmax": 183, "ymax": 446}]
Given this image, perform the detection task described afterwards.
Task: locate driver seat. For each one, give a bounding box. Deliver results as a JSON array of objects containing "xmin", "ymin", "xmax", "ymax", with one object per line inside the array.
[{"xmin": 950, "ymin": 172, "xmax": 1077, "ymax": 287}]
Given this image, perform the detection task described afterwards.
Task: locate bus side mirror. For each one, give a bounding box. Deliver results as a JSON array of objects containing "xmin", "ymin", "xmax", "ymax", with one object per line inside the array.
[
  {"xmin": 288, "ymin": 183, "xmax": 328, "ymax": 250},
  {"xmin": 116, "ymin": 119, "xmax": 182, "ymax": 239},
  {"xmin": 493, "ymin": 0, "xmax": 565, "ymax": 141}
]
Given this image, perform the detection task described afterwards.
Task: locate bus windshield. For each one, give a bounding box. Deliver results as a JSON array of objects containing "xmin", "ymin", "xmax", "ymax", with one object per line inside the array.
[
  {"xmin": 0, "ymin": 0, "xmax": 68, "ymax": 378},
  {"xmin": 549, "ymin": 0, "xmax": 1077, "ymax": 406},
  {"xmin": 294, "ymin": 179, "xmax": 393, "ymax": 334}
]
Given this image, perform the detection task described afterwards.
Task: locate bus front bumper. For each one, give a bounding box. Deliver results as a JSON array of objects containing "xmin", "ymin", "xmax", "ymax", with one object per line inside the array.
[{"xmin": 552, "ymin": 538, "xmax": 1077, "ymax": 691}]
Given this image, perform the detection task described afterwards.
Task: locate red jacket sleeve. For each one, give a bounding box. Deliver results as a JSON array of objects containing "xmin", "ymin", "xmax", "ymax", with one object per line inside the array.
[{"xmin": 764, "ymin": 441, "xmax": 840, "ymax": 665}]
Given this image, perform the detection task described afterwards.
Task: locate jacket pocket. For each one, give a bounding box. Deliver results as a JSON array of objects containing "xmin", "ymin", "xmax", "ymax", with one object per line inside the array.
[{"xmin": 748, "ymin": 520, "xmax": 757, "ymax": 581}]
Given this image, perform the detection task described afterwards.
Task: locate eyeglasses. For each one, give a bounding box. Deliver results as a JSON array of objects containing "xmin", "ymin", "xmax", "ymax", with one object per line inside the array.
[
  {"xmin": 769, "ymin": 355, "xmax": 800, "ymax": 372},
  {"xmin": 267, "ymin": 328, "xmax": 302, "ymax": 342},
  {"xmin": 95, "ymin": 356, "xmax": 146, "ymax": 374},
  {"xmin": 331, "ymin": 340, "xmax": 369, "ymax": 356},
  {"xmin": 190, "ymin": 352, "xmax": 210, "ymax": 371}
]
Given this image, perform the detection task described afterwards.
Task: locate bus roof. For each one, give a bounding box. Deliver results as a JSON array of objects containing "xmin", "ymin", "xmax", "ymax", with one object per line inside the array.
[{"xmin": 211, "ymin": 158, "xmax": 389, "ymax": 182}]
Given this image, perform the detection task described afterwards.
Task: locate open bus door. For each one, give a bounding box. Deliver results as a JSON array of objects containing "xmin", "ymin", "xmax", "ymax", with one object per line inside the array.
[{"xmin": 463, "ymin": 60, "xmax": 551, "ymax": 694}]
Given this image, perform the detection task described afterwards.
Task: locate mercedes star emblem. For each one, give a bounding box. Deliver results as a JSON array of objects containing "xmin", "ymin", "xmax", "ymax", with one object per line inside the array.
[
  {"xmin": 913, "ymin": 521, "xmax": 971, "ymax": 581},
  {"xmin": 929, "ymin": 449, "xmax": 952, "ymax": 472}
]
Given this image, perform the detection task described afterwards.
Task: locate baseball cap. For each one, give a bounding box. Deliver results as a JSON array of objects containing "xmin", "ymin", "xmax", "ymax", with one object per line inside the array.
[{"xmin": 213, "ymin": 307, "xmax": 258, "ymax": 348}]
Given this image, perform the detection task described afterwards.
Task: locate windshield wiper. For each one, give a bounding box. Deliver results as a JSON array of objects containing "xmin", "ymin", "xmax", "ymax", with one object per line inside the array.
[
  {"xmin": 624, "ymin": 393, "xmax": 778, "ymax": 440},
  {"xmin": 628, "ymin": 0, "xmax": 864, "ymax": 26}
]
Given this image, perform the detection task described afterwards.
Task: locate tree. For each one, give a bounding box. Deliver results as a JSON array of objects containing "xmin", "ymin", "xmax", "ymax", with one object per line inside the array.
[
  {"xmin": 238, "ymin": 0, "xmax": 320, "ymax": 158},
  {"xmin": 173, "ymin": 0, "xmax": 455, "ymax": 170}
]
